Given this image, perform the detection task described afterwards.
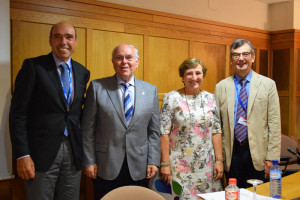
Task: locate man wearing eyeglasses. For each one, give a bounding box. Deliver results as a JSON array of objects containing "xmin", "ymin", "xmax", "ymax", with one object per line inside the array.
[
  {"xmin": 214, "ymin": 39, "xmax": 281, "ymax": 188},
  {"xmin": 81, "ymin": 44, "xmax": 160, "ymax": 199}
]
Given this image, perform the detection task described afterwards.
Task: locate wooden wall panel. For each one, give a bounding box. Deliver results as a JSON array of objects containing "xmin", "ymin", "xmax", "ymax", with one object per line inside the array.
[
  {"xmin": 147, "ymin": 36, "xmax": 189, "ymax": 94},
  {"xmin": 296, "ymin": 97, "xmax": 300, "ymax": 138},
  {"xmin": 259, "ymin": 49, "xmax": 269, "ymax": 77},
  {"xmin": 87, "ymin": 30, "xmax": 143, "ymax": 81},
  {"xmin": 273, "ymin": 49, "xmax": 290, "ymax": 92},
  {"xmin": 280, "ymin": 96, "xmax": 289, "ymax": 135},
  {"xmin": 297, "ymin": 49, "xmax": 300, "ymax": 92},
  {"xmin": 191, "ymin": 42, "xmax": 226, "ymax": 93}
]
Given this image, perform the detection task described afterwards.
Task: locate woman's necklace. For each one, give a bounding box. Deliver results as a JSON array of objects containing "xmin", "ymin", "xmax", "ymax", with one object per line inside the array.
[{"xmin": 184, "ymin": 88, "xmax": 202, "ymax": 127}]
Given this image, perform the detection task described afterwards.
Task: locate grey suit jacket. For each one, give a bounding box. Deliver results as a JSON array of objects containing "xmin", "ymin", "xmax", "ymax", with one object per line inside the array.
[
  {"xmin": 214, "ymin": 71, "xmax": 281, "ymax": 171},
  {"xmin": 82, "ymin": 75, "xmax": 160, "ymax": 181}
]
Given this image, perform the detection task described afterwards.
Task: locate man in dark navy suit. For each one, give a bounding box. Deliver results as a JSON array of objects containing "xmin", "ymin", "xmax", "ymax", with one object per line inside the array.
[{"xmin": 9, "ymin": 22, "xmax": 90, "ymax": 200}]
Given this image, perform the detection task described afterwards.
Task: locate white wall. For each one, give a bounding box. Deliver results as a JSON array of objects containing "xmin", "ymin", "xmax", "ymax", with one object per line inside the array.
[
  {"xmin": 269, "ymin": 1, "xmax": 294, "ymax": 31},
  {"xmin": 99, "ymin": 0, "xmax": 270, "ymax": 30},
  {"xmin": 294, "ymin": 0, "xmax": 300, "ymax": 29},
  {"xmin": 0, "ymin": 0, "xmax": 13, "ymax": 180},
  {"xmin": 99, "ymin": 0, "xmax": 300, "ymax": 31}
]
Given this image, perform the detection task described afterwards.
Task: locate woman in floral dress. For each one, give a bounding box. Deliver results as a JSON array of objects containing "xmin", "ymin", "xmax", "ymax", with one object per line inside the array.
[{"xmin": 160, "ymin": 58, "xmax": 223, "ymax": 199}]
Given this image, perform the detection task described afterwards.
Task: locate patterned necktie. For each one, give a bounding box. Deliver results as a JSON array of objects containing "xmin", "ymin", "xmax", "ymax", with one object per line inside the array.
[
  {"xmin": 60, "ymin": 63, "xmax": 69, "ymax": 136},
  {"xmin": 60, "ymin": 63, "xmax": 70, "ymax": 96},
  {"xmin": 121, "ymin": 83, "xmax": 133, "ymax": 125},
  {"xmin": 234, "ymin": 79, "xmax": 248, "ymax": 142}
]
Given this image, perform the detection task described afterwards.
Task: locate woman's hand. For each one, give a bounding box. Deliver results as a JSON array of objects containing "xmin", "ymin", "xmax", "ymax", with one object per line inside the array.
[
  {"xmin": 160, "ymin": 165, "xmax": 172, "ymax": 184},
  {"xmin": 213, "ymin": 160, "xmax": 224, "ymax": 181}
]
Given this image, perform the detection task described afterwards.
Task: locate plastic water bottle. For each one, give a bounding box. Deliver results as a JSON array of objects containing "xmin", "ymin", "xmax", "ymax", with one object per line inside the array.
[
  {"xmin": 225, "ymin": 178, "xmax": 240, "ymax": 200},
  {"xmin": 269, "ymin": 159, "xmax": 282, "ymax": 198}
]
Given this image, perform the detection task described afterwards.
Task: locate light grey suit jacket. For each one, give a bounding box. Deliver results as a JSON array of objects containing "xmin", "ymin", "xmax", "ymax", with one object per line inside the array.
[
  {"xmin": 214, "ymin": 71, "xmax": 281, "ymax": 172},
  {"xmin": 82, "ymin": 75, "xmax": 160, "ymax": 181}
]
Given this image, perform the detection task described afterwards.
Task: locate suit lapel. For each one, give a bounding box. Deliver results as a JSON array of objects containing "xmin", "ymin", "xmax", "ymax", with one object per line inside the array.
[
  {"xmin": 247, "ymin": 71, "xmax": 261, "ymax": 116},
  {"xmin": 226, "ymin": 76, "xmax": 236, "ymax": 139},
  {"xmin": 71, "ymin": 59, "xmax": 79, "ymax": 105},
  {"xmin": 106, "ymin": 75, "xmax": 127, "ymax": 126},
  {"xmin": 45, "ymin": 53, "xmax": 67, "ymax": 106}
]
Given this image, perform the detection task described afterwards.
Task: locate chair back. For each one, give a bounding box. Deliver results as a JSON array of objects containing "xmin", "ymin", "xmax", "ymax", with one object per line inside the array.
[{"xmin": 101, "ymin": 186, "xmax": 165, "ymax": 200}]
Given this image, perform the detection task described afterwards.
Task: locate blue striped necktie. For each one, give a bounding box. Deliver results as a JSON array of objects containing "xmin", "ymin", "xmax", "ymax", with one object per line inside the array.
[
  {"xmin": 234, "ymin": 79, "xmax": 248, "ymax": 142},
  {"xmin": 121, "ymin": 83, "xmax": 133, "ymax": 125},
  {"xmin": 60, "ymin": 63, "xmax": 69, "ymax": 136},
  {"xmin": 60, "ymin": 63, "xmax": 70, "ymax": 95}
]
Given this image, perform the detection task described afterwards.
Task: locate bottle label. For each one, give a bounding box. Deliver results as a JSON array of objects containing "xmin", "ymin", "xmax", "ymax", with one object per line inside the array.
[
  {"xmin": 225, "ymin": 191, "xmax": 240, "ymax": 200},
  {"xmin": 270, "ymin": 171, "xmax": 281, "ymax": 179}
]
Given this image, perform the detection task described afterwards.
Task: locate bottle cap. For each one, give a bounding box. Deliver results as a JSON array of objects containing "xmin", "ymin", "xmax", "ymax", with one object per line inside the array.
[
  {"xmin": 272, "ymin": 160, "xmax": 278, "ymax": 165},
  {"xmin": 228, "ymin": 178, "xmax": 237, "ymax": 185}
]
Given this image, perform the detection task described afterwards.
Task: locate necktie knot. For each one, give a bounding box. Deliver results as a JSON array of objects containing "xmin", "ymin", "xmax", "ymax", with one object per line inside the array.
[
  {"xmin": 60, "ymin": 63, "xmax": 69, "ymax": 72},
  {"xmin": 121, "ymin": 83, "xmax": 130, "ymax": 90},
  {"xmin": 240, "ymin": 79, "xmax": 247, "ymax": 87}
]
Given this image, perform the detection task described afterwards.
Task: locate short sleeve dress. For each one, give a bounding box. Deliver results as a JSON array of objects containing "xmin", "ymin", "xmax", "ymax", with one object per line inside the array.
[{"xmin": 160, "ymin": 90, "xmax": 223, "ymax": 199}]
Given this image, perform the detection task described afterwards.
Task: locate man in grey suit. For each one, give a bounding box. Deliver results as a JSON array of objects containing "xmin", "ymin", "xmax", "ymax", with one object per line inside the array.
[{"xmin": 82, "ymin": 44, "xmax": 161, "ymax": 199}]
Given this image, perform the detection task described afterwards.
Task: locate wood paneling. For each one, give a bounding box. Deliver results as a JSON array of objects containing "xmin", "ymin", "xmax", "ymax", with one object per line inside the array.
[
  {"xmin": 296, "ymin": 97, "xmax": 300, "ymax": 138},
  {"xmin": 280, "ymin": 96, "xmax": 289, "ymax": 135},
  {"xmin": 259, "ymin": 49, "xmax": 269, "ymax": 77},
  {"xmin": 147, "ymin": 36, "xmax": 189, "ymax": 94},
  {"xmin": 87, "ymin": 30, "xmax": 143, "ymax": 81},
  {"xmin": 191, "ymin": 42, "xmax": 226, "ymax": 93},
  {"xmin": 273, "ymin": 49, "xmax": 290, "ymax": 91},
  {"xmin": 297, "ymin": 49, "xmax": 300, "ymax": 92}
]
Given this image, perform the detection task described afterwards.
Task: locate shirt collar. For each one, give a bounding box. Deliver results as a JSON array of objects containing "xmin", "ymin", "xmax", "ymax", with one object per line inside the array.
[
  {"xmin": 235, "ymin": 70, "xmax": 252, "ymax": 83},
  {"xmin": 52, "ymin": 52, "xmax": 72, "ymax": 69},
  {"xmin": 116, "ymin": 74, "xmax": 135, "ymax": 87}
]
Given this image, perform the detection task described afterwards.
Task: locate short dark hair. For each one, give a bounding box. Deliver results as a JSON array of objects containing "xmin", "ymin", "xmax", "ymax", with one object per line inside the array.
[
  {"xmin": 49, "ymin": 22, "xmax": 77, "ymax": 39},
  {"xmin": 179, "ymin": 58, "xmax": 207, "ymax": 78},
  {"xmin": 230, "ymin": 39, "xmax": 254, "ymax": 55}
]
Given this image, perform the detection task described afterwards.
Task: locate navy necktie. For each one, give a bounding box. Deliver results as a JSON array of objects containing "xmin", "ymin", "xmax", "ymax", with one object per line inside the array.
[{"xmin": 121, "ymin": 83, "xmax": 133, "ymax": 125}]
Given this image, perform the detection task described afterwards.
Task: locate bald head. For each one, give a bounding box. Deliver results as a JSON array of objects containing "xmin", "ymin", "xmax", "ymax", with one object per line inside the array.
[{"xmin": 50, "ymin": 22, "xmax": 77, "ymax": 40}]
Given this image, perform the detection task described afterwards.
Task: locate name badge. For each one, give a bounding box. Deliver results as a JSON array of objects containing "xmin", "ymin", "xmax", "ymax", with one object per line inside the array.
[{"xmin": 238, "ymin": 117, "xmax": 247, "ymax": 126}]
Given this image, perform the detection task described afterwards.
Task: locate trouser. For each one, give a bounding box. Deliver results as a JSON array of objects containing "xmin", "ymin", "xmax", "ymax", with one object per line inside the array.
[
  {"xmin": 93, "ymin": 156, "xmax": 147, "ymax": 200},
  {"xmin": 225, "ymin": 140, "xmax": 266, "ymax": 188},
  {"xmin": 25, "ymin": 136, "xmax": 81, "ymax": 200}
]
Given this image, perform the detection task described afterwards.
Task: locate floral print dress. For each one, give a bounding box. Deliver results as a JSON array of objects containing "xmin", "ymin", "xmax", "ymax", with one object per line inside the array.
[{"xmin": 160, "ymin": 90, "xmax": 223, "ymax": 200}]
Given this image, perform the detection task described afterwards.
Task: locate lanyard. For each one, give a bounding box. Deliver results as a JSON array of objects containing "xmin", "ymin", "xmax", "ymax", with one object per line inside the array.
[
  {"xmin": 234, "ymin": 76, "xmax": 247, "ymax": 112},
  {"xmin": 59, "ymin": 66, "xmax": 73, "ymax": 107}
]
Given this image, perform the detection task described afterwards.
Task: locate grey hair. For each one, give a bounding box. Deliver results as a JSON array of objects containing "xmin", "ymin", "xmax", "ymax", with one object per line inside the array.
[
  {"xmin": 230, "ymin": 39, "xmax": 255, "ymax": 55},
  {"xmin": 112, "ymin": 44, "xmax": 139, "ymax": 60}
]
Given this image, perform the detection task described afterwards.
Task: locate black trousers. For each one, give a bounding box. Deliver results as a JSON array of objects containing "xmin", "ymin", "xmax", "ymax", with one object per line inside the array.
[
  {"xmin": 225, "ymin": 140, "xmax": 266, "ymax": 188},
  {"xmin": 93, "ymin": 156, "xmax": 147, "ymax": 200}
]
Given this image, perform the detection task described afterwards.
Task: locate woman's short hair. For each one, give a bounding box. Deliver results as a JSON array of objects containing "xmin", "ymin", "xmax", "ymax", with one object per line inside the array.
[{"xmin": 179, "ymin": 58, "xmax": 207, "ymax": 78}]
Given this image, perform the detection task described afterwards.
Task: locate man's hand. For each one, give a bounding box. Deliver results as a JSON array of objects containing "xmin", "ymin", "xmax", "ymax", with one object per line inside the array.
[
  {"xmin": 84, "ymin": 164, "xmax": 97, "ymax": 179},
  {"xmin": 160, "ymin": 165, "xmax": 171, "ymax": 184},
  {"xmin": 213, "ymin": 161, "xmax": 224, "ymax": 181},
  {"xmin": 264, "ymin": 160, "xmax": 273, "ymax": 179},
  {"xmin": 147, "ymin": 165, "xmax": 158, "ymax": 179},
  {"xmin": 17, "ymin": 156, "xmax": 35, "ymax": 180}
]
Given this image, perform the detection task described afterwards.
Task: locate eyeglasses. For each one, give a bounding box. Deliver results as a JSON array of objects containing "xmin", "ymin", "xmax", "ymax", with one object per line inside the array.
[
  {"xmin": 231, "ymin": 52, "xmax": 252, "ymax": 59},
  {"xmin": 113, "ymin": 55, "xmax": 136, "ymax": 61}
]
